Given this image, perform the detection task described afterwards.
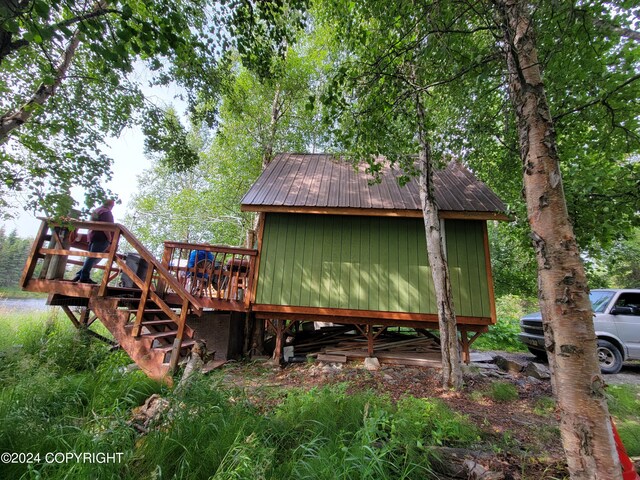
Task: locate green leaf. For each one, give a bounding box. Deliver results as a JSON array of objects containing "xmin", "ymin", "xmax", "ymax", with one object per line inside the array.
[{"xmin": 33, "ymin": 0, "xmax": 50, "ymax": 18}]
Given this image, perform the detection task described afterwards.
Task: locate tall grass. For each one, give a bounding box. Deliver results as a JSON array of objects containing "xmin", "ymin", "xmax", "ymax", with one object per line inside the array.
[
  {"xmin": 607, "ymin": 384, "xmax": 640, "ymax": 456},
  {"xmin": 0, "ymin": 310, "xmax": 483, "ymax": 480},
  {"xmin": 0, "ymin": 310, "xmax": 162, "ymax": 479}
]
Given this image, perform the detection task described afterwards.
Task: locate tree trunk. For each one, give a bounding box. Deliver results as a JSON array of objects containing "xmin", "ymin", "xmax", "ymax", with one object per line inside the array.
[
  {"xmin": 0, "ymin": 28, "xmax": 80, "ymax": 142},
  {"xmin": 263, "ymin": 83, "xmax": 282, "ymax": 169},
  {"xmin": 495, "ymin": 1, "xmax": 620, "ymax": 478},
  {"xmin": 415, "ymin": 94, "xmax": 463, "ymax": 390}
]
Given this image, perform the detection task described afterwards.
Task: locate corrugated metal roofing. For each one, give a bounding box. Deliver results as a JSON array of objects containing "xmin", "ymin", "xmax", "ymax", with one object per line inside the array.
[{"xmin": 241, "ymin": 153, "xmax": 507, "ymax": 215}]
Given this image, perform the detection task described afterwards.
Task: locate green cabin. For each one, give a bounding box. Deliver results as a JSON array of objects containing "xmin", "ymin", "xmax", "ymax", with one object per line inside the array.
[{"xmin": 242, "ymin": 153, "xmax": 508, "ymax": 358}]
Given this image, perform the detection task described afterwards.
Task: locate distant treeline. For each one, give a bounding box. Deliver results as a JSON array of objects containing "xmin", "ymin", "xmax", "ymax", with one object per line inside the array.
[{"xmin": 0, "ymin": 229, "xmax": 32, "ymax": 288}]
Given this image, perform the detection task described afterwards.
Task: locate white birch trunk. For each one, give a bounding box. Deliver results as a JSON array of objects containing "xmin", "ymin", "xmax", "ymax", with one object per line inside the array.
[
  {"xmin": 415, "ymin": 94, "xmax": 463, "ymax": 389},
  {"xmin": 496, "ymin": 0, "xmax": 620, "ymax": 477}
]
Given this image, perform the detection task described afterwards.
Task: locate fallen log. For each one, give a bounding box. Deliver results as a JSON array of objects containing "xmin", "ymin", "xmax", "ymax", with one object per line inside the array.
[{"xmin": 427, "ymin": 446, "xmax": 504, "ymax": 480}]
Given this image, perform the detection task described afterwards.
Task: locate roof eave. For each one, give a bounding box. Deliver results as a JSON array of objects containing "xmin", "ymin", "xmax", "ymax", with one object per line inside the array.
[{"xmin": 240, "ymin": 204, "xmax": 510, "ymax": 221}]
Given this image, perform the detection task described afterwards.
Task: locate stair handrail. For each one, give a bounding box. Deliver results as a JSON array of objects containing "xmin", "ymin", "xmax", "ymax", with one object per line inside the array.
[
  {"xmin": 115, "ymin": 223, "xmax": 204, "ymax": 313},
  {"xmin": 23, "ymin": 218, "xmax": 204, "ymax": 377}
]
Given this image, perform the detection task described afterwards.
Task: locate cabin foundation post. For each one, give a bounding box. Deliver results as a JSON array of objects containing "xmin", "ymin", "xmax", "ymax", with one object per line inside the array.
[
  {"xmin": 272, "ymin": 319, "xmax": 285, "ymax": 363},
  {"xmin": 459, "ymin": 328, "xmax": 483, "ymax": 364},
  {"xmin": 366, "ymin": 325, "xmax": 374, "ymax": 357}
]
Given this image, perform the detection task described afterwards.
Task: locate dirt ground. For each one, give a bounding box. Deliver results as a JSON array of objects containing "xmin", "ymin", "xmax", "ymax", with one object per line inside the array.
[
  {"xmin": 210, "ymin": 351, "xmax": 640, "ymax": 479},
  {"xmin": 210, "ymin": 350, "xmax": 640, "ymax": 480}
]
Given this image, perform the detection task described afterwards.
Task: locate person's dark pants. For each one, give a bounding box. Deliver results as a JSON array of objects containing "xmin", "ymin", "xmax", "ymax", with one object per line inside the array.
[{"xmin": 76, "ymin": 240, "xmax": 110, "ymax": 281}]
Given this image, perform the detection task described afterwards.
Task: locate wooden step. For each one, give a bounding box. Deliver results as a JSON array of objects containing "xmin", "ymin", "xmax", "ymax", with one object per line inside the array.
[
  {"xmin": 155, "ymin": 339, "xmax": 196, "ymax": 353},
  {"xmin": 106, "ymin": 286, "xmax": 143, "ymax": 294},
  {"xmin": 139, "ymin": 319, "xmax": 178, "ymax": 326},
  {"xmin": 120, "ymin": 308, "xmax": 167, "ymax": 315},
  {"xmin": 141, "ymin": 330, "xmax": 179, "ymax": 340}
]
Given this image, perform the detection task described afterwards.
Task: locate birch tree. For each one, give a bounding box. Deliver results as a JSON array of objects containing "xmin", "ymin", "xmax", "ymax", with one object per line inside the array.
[{"xmin": 492, "ymin": 1, "xmax": 627, "ymax": 476}]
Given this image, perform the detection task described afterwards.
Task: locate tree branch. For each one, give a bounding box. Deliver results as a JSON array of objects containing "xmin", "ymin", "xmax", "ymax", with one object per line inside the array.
[
  {"xmin": 592, "ymin": 18, "xmax": 640, "ymax": 42},
  {"xmin": 0, "ymin": 1, "xmax": 110, "ymax": 143},
  {"xmin": 553, "ymin": 73, "xmax": 640, "ymax": 122},
  {"xmin": 0, "ymin": 6, "xmax": 118, "ymax": 64}
]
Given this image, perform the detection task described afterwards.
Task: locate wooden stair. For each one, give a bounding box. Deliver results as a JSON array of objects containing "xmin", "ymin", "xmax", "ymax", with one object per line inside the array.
[
  {"xmin": 44, "ymin": 283, "xmax": 198, "ymax": 382},
  {"xmin": 20, "ymin": 219, "xmax": 207, "ymax": 383}
]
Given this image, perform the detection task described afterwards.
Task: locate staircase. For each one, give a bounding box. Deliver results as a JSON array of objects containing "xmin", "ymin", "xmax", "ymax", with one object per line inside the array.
[{"xmin": 19, "ymin": 219, "xmax": 255, "ymax": 382}]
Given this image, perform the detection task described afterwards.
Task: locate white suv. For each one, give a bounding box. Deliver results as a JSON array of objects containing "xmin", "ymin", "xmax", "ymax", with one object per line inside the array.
[{"xmin": 519, "ymin": 289, "xmax": 640, "ymax": 374}]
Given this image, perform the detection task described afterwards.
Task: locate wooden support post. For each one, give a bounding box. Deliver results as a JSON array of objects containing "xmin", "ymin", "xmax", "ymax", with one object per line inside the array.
[
  {"xmin": 460, "ymin": 328, "xmax": 471, "ymax": 364},
  {"xmin": 99, "ymin": 229, "xmax": 120, "ymax": 297},
  {"xmin": 79, "ymin": 307, "xmax": 90, "ymax": 326},
  {"xmin": 272, "ymin": 319, "xmax": 284, "ymax": 364},
  {"xmin": 366, "ymin": 325, "xmax": 374, "ymax": 357},
  {"xmin": 168, "ymin": 298, "xmax": 189, "ymax": 375},
  {"xmin": 465, "ymin": 330, "xmax": 483, "ymax": 363}
]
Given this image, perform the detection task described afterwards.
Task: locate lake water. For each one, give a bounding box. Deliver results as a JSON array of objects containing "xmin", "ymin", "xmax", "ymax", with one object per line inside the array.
[{"xmin": 0, "ymin": 297, "xmax": 50, "ymax": 312}]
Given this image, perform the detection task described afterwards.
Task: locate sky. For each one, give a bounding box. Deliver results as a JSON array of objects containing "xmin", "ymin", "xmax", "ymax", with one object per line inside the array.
[{"xmin": 1, "ymin": 128, "xmax": 148, "ymax": 238}]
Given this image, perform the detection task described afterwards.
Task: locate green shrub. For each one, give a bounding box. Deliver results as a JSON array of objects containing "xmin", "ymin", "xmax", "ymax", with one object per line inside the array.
[
  {"xmin": 487, "ymin": 381, "xmax": 519, "ymax": 402},
  {"xmin": 474, "ymin": 295, "xmax": 536, "ymax": 352},
  {"xmin": 391, "ymin": 397, "xmax": 480, "ymax": 448}
]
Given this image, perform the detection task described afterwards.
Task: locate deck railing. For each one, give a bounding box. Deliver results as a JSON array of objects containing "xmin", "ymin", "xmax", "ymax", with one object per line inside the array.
[{"xmin": 161, "ymin": 241, "xmax": 258, "ymax": 310}]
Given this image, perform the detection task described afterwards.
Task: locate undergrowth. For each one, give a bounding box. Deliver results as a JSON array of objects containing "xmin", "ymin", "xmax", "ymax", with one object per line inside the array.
[
  {"xmin": 3, "ymin": 309, "xmax": 638, "ymax": 478},
  {"xmin": 0, "ymin": 311, "xmax": 485, "ymax": 479},
  {"xmin": 474, "ymin": 295, "xmax": 534, "ymax": 352}
]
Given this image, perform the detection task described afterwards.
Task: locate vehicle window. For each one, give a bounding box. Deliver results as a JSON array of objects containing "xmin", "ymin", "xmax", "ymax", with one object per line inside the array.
[
  {"xmin": 590, "ymin": 291, "xmax": 614, "ymax": 313},
  {"xmin": 614, "ymin": 293, "xmax": 640, "ymax": 316}
]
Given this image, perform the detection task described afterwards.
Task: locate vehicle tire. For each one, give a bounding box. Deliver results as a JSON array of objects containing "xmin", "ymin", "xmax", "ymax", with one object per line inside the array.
[
  {"xmin": 527, "ymin": 347, "xmax": 548, "ymax": 362},
  {"xmin": 597, "ymin": 340, "xmax": 623, "ymax": 374}
]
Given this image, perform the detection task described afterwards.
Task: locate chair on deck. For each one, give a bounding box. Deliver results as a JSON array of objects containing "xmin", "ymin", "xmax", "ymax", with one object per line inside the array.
[{"xmin": 221, "ymin": 257, "xmax": 250, "ymax": 301}]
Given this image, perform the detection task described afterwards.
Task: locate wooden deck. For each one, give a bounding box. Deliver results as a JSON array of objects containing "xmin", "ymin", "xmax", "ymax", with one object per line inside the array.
[{"xmin": 20, "ymin": 218, "xmax": 257, "ymax": 381}]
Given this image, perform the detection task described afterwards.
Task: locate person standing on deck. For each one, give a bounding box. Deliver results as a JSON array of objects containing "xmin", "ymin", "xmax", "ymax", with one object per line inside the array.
[{"xmin": 72, "ymin": 199, "xmax": 115, "ymax": 284}]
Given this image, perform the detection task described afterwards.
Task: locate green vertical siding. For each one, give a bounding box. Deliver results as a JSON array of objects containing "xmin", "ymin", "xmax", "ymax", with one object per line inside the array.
[{"xmin": 256, "ymin": 213, "xmax": 491, "ymax": 317}]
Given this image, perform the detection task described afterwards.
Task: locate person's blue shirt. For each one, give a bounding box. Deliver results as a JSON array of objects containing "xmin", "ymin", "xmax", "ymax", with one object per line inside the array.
[{"xmin": 187, "ymin": 250, "xmax": 214, "ymax": 278}]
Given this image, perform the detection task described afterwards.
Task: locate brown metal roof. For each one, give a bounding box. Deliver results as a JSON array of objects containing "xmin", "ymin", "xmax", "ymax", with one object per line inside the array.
[{"xmin": 241, "ymin": 153, "xmax": 507, "ymax": 218}]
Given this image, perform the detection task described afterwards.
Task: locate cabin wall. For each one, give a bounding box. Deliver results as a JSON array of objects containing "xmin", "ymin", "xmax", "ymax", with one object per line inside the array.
[{"xmin": 255, "ymin": 213, "xmax": 491, "ymax": 318}]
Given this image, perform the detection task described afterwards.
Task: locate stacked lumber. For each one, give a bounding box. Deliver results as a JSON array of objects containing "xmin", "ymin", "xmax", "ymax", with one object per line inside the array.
[{"xmin": 287, "ymin": 326, "xmax": 442, "ymax": 367}]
